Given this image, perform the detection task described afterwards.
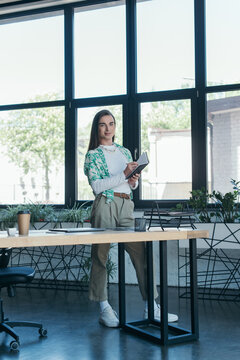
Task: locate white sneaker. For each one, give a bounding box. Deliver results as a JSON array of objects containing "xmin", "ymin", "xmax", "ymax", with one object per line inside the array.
[
  {"xmin": 99, "ymin": 306, "xmax": 120, "ymax": 328},
  {"xmin": 143, "ymin": 304, "xmax": 178, "ymax": 323}
]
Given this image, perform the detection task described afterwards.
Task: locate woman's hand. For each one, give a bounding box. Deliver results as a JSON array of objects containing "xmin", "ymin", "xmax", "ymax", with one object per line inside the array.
[
  {"xmin": 124, "ymin": 162, "xmax": 138, "ymax": 178},
  {"xmin": 128, "ymin": 173, "xmax": 140, "ymax": 187}
]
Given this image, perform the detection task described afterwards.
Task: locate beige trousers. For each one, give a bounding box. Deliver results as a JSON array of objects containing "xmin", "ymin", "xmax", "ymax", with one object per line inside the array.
[{"xmin": 89, "ymin": 194, "xmax": 158, "ymax": 302}]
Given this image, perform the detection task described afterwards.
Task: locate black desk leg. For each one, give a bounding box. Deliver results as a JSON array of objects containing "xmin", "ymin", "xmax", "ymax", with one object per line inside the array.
[
  {"xmin": 160, "ymin": 241, "xmax": 168, "ymax": 345},
  {"xmin": 146, "ymin": 242, "xmax": 154, "ymax": 321},
  {"xmin": 189, "ymin": 238, "xmax": 199, "ymax": 338},
  {"xmin": 118, "ymin": 243, "xmax": 126, "ymax": 326}
]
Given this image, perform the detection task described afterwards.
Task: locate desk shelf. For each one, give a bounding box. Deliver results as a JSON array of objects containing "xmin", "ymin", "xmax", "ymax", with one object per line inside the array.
[{"xmin": 144, "ymin": 201, "xmax": 196, "ymax": 231}]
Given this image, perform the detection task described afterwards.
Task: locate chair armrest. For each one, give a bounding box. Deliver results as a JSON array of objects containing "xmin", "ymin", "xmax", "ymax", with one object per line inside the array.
[{"xmin": 0, "ymin": 248, "xmax": 12, "ymax": 268}]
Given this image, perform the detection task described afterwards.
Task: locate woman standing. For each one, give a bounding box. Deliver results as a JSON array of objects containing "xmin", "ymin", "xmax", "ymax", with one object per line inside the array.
[{"xmin": 84, "ymin": 109, "xmax": 177, "ymax": 327}]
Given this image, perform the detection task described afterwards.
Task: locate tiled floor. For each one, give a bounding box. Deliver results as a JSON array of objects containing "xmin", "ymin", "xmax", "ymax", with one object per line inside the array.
[{"xmin": 0, "ymin": 285, "xmax": 239, "ymax": 360}]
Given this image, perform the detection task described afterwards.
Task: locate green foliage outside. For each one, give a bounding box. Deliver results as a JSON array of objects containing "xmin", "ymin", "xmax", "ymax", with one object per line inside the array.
[
  {"xmin": 141, "ymin": 99, "xmax": 191, "ymax": 152},
  {"xmin": 1, "ymin": 87, "xmax": 239, "ymax": 204},
  {"xmin": 0, "ymin": 92, "xmax": 191, "ymax": 202},
  {"xmin": 0, "ymin": 93, "xmax": 64, "ymax": 202},
  {"xmin": 206, "ymin": 82, "xmax": 240, "ymax": 100}
]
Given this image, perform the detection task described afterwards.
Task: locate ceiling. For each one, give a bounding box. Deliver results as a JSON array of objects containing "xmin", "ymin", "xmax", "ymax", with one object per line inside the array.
[
  {"xmin": 0, "ymin": 0, "xmax": 86, "ymax": 15},
  {"xmin": 0, "ymin": 0, "xmax": 22, "ymax": 4}
]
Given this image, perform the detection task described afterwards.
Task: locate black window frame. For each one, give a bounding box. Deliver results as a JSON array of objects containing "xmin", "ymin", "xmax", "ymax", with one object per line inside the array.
[{"xmin": 0, "ymin": 0, "xmax": 239, "ymax": 209}]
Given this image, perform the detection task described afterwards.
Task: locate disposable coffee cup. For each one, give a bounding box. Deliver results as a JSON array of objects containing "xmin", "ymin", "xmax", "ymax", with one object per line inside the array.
[
  {"xmin": 17, "ymin": 210, "xmax": 31, "ymax": 236},
  {"xmin": 134, "ymin": 218, "xmax": 147, "ymax": 232}
]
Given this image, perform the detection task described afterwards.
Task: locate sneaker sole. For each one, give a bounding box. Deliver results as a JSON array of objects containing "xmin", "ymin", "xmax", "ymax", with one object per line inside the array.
[
  {"xmin": 143, "ymin": 313, "xmax": 178, "ymax": 323},
  {"xmin": 99, "ymin": 319, "xmax": 119, "ymax": 328},
  {"xmin": 168, "ymin": 315, "xmax": 178, "ymax": 322}
]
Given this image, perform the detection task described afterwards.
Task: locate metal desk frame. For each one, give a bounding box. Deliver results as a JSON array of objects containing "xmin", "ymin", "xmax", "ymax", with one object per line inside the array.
[
  {"xmin": 0, "ymin": 228, "xmax": 206, "ymax": 346},
  {"xmin": 118, "ymin": 237, "xmax": 198, "ymax": 345}
]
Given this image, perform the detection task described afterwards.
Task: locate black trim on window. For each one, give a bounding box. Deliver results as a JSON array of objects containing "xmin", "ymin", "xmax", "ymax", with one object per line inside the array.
[{"xmin": 0, "ymin": 0, "xmax": 240, "ymax": 208}]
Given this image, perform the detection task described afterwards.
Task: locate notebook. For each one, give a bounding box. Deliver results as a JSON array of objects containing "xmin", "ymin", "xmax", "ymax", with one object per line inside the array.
[
  {"xmin": 49, "ymin": 228, "xmax": 105, "ymax": 233},
  {"xmin": 125, "ymin": 152, "xmax": 149, "ymax": 179}
]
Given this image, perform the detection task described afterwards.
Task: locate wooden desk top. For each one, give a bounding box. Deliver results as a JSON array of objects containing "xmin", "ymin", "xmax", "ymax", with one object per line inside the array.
[{"xmin": 0, "ymin": 228, "xmax": 209, "ymax": 249}]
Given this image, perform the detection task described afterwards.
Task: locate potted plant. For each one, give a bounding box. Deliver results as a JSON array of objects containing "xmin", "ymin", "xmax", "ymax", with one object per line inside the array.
[
  {"xmin": 26, "ymin": 202, "xmax": 56, "ymax": 225},
  {"xmin": 0, "ymin": 201, "xmax": 94, "ymax": 288},
  {"xmin": 0, "ymin": 203, "xmax": 57, "ymax": 231},
  {"xmin": 0, "ymin": 201, "xmax": 92, "ymax": 231},
  {"xmin": 0, "ymin": 207, "xmax": 17, "ymax": 230},
  {"xmin": 189, "ymin": 179, "xmax": 240, "ymax": 224},
  {"xmin": 179, "ymin": 179, "xmax": 240, "ymax": 300},
  {"xmin": 189, "ymin": 187, "xmax": 215, "ymax": 223},
  {"xmin": 56, "ymin": 202, "xmax": 92, "ymax": 228},
  {"xmin": 187, "ymin": 179, "xmax": 240, "ymax": 246}
]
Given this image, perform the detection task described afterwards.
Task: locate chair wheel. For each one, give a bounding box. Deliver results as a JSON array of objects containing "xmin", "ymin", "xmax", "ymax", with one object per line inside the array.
[
  {"xmin": 10, "ymin": 341, "xmax": 20, "ymax": 351},
  {"xmin": 39, "ymin": 328, "xmax": 47, "ymax": 337}
]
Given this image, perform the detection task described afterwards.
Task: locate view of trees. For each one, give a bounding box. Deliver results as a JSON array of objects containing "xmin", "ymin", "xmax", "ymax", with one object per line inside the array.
[
  {"xmin": 141, "ymin": 99, "xmax": 191, "ymax": 152},
  {"xmin": 0, "ymin": 94, "xmax": 64, "ymax": 202},
  {"xmin": 0, "ymin": 94, "xmax": 191, "ymax": 203}
]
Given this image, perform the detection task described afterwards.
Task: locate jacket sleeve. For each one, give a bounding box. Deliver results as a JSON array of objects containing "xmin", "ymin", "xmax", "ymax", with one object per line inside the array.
[
  {"xmin": 84, "ymin": 152, "xmax": 102, "ymax": 185},
  {"xmin": 91, "ymin": 173, "xmax": 126, "ymax": 195},
  {"xmin": 84, "ymin": 151, "xmax": 126, "ymax": 194}
]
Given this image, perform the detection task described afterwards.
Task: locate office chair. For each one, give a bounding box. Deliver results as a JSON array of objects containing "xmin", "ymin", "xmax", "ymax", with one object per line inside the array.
[{"xmin": 0, "ymin": 248, "xmax": 47, "ymax": 351}]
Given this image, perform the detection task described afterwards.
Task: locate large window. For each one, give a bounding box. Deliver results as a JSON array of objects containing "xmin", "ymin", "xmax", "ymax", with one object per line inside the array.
[
  {"xmin": 137, "ymin": 0, "xmax": 195, "ymax": 93},
  {"xmin": 0, "ymin": 0, "xmax": 239, "ymax": 207},
  {"xmin": 206, "ymin": 0, "xmax": 240, "ymax": 86},
  {"xmin": 140, "ymin": 100, "xmax": 192, "ymax": 200},
  {"xmin": 0, "ymin": 12, "xmax": 64, "ymax": 105},
  {"xmin": 207, "ymin": 91, "xmax": 240, "ymax": 194},
  {"xmin": 0, "ymin": 107, "xmax": 65, "ymax": 204},
  {"xmin": 74, "ymin": 2, "xmax": 126, "ymax": 99}
]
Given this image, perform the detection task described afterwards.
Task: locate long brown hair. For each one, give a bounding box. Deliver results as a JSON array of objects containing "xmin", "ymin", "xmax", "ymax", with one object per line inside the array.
[{"xmin": 87, "ymin": 109, "xmax": 116, "ymax": 151}]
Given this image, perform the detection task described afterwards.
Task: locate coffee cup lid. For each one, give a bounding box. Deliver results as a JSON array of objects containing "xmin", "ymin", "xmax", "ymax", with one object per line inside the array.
[{"xmin": 17, "ymin": 210, "xmax": 30, "ymax": 214}]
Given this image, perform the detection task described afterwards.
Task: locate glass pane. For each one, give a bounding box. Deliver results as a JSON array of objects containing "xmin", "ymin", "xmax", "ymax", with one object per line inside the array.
[
  {"xmin": 78, "ymin": 105, "xmax": 123, "ymax": 200},
  {"xmin": 141, "ymin": 100, "xmax": 192, "ymax": 200},
  {"xmin": 137, "ymin": 0, "xmax": 195, "ymax": 93},
  {"xmin": 207, "ymin": 91, "xmax": 240, "ymax": 194},
  {"xmin": 74, "ymin": 2, "xmax": 126, "ymax": 98},
  {"xmin": 0, "ymin": 107, "xmax": 64, "ymax": 204},
  {"xmin": 0, "ymin": 12, "xmax": 64, "ymax": 105},
  {"xmin": 206, "ymin": 0, "xmax": 240, "ymax": 86}
]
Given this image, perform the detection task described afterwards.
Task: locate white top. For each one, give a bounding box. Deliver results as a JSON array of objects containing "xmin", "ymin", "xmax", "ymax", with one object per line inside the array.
[{"xmin": 91, "ymin": 144, "xmax": 138, "ymax": 195}]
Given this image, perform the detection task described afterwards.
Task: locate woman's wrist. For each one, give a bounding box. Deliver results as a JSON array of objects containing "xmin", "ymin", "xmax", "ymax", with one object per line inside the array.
[{"xmin": 129, "ymin": 180, "xmax": 138, "ymax": 190}]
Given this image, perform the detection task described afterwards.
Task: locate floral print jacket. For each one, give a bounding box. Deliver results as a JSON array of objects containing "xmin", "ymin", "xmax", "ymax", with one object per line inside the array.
[{"xmin": 84, "ymin": 143, "xmax": 133, "ymax": 203}]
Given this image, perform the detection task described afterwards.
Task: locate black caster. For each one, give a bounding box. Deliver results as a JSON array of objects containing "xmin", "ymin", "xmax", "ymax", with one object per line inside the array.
[
  {"xmin": 39, "ymin": 328, "xmax": 47, "ymax": 337},
  {"xmin": 10, "ymin": 340, "xmax": 20, "ymax": 351}
]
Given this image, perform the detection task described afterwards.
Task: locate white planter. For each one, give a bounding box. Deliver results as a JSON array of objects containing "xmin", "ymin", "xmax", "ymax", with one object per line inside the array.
[
  {"xmin": 30, "ymin": 222, "xmax": 54, "ymax": 230},
  {"xmin": 29, "ymin": 221, "xmax": 90, "ymax": 230},
  {"xmin": 179, "ymin": 222, "xmax": 240, "ymax": 250},
  {"xmin": 53, "ymin": 222, "xmax": 84, "ymax": 229},
  {"xmin": 178, "ymin": 222, "xmax": 240, "ymax": 292}
]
